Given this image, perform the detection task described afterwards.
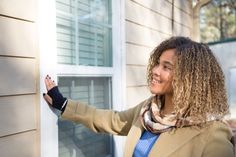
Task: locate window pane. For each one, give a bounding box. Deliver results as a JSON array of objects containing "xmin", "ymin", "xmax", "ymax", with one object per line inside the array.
[
  {"xmin": 78, "ymin": 22, "xmax": 112, "ymax": 66},
  {"xmin": 58, "ymin": 77, "xmax": 113, "ymax": 157},
  {"xmin": 56, "ymin": 0, "xmax": 112, "ymax": 66},
  {"xmin": 56, "ymin": 13, "xmax": 76, "ymax": 65}
]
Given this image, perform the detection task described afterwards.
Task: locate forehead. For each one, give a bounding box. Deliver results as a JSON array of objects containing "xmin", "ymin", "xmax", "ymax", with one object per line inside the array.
[{"xmin": 160, "ymin": 49, "xmax": 176, "ymax": 63}]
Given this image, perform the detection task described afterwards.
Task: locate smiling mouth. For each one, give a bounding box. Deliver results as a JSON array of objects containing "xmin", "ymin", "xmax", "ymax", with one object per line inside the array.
[{"xmin": 151, "ymin": 79, "xmax": 161, "ymax": 85}]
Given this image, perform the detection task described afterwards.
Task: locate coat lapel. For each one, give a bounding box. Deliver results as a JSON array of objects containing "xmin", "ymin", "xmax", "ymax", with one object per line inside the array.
[
  {"xmin": 149, "ymin": 126, "xmax": 201, "ymax": 157},
  {"xmin": 124, "ymin": 118, "xmax": 144, "ymax": 157}
]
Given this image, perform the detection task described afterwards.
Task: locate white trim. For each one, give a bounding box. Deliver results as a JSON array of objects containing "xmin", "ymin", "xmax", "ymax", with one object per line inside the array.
[
  {"xmin": 56, "ymin": 65, "xmax": 114, "ymax": 76},
  {"xmin": 112, "ymin": 0, "xmax": 126, "ymax": 157},
  {"xmin": 38, "ymin": 0, "xmax": 58, "ymax": 157}
]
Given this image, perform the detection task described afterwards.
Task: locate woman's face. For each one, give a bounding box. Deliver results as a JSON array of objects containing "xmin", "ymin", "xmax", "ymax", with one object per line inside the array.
[{"xmin": 150, "ymin": 49, "xmax": 176, "ymax": 95}]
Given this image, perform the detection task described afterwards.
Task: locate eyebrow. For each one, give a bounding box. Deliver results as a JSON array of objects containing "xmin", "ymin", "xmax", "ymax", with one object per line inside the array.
[{"xmin": 162, "ymin": 60, "xmax": 174, "ymax": 66}]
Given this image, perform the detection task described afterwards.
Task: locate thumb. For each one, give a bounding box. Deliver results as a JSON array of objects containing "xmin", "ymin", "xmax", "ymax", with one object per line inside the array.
[{"xmin": 43, "ymin": 93, "xmax": 53, "ymax": 105}]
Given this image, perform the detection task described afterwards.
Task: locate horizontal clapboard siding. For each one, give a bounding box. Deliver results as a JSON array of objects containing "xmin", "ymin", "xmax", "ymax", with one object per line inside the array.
[
  {"xmin": 0, "ymin": 0, "xmax": 38, "ymax": 157},
  {"xmin": 125, "ymin": 0, "xmax": 192, "ymax": 107},
  {"xmin": 0, "ymin": 0, "xmax": 36, "ymax": 21},
  {"xmin": 0, "ymin": 131, "xmax": 37, "ymax": 157},
  {"xmin": 0, "ymin": 16, "xmax": 36, "ymax": 57},
  {"xmin": 0, "ymin": 95, "xmax": 36, "ymax": 137},
  {"xmin": 0, "ymin": 57, "xmax": 36, "ymax": 96}
]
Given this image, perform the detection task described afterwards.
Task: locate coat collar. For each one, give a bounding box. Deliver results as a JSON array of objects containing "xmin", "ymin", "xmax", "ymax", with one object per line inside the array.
[
  {"xmin": 149, "ymin": 126, "xmax": 201, "ymax": 157},
  {"xmin": 124, "ymin": 118, "xmax": 202, "ymax": 157}
]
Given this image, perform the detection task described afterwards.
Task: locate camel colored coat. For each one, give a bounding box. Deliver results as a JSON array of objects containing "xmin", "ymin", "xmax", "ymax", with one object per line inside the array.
[{"xmin": 62, "ymin": 98, "xmax": 234, "ymax": 157}]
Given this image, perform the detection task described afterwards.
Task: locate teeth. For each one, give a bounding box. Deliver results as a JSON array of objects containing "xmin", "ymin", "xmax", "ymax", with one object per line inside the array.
[{"xmin": 152, "ymin": 79, "xmax": 161, "ymax": 84}]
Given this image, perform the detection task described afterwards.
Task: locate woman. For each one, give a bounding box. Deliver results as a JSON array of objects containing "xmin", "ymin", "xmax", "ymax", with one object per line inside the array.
[{"xmin": 43, "ymin": 36, "xmax": 234, "ymax": 157}]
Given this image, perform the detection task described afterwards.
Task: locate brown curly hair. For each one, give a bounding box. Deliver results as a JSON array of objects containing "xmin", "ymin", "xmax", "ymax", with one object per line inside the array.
[{"xmin": 147, "ymin": 36, "xmax": 229, "ymax": 125}]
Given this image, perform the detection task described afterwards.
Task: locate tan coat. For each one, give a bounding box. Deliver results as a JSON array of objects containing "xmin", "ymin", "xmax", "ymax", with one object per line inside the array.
[{"xmin": 62, "ymin": 98, "xmax": 234, "ymax": 157}]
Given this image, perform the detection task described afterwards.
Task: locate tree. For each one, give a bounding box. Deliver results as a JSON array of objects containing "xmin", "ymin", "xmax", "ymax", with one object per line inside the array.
[{"xmin": 200, "ymin": 0, "xmax": 236, "ymax": 43}]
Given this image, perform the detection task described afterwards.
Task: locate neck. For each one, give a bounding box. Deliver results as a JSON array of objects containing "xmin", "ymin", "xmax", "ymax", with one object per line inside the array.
[{"xmin": 162, "ymin": 95, "xmax": 174, "ymax": 115}]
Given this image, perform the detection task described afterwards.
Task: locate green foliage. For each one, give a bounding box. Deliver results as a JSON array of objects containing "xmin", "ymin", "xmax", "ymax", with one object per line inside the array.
[{"xmin": 200, "ymin": 0, "xmax": 236, "ymax": 43}]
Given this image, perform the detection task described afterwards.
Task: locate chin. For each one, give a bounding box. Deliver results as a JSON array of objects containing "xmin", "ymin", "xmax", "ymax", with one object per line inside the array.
[{"xmin": 150, "ymin": 89, "xmax": 161, "ymax": 95}]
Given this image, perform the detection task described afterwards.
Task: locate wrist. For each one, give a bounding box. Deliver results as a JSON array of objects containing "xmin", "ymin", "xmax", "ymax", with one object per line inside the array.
[{"xmin": 47, "ymin": 86, "xmax": 68, "ymax": 111}]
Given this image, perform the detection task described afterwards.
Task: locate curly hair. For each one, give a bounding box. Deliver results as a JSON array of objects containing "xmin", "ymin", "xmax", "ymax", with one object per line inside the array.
[
  {"xmin": 147, "ymin": 36, "xmax": 193, "ymax": 84},
  {"xmin": 147, "ymin": 36, "xmax": 229, "ymax": 126}
]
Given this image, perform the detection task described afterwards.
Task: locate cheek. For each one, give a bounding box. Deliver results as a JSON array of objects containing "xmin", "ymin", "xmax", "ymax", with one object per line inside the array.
[
  {"xmin": 166, "ymin": 74, "xmax": 174, "ymax": 87},
  {"xmin": 164, "ymin": 71, "xmax": 173, "ymax": 82}
]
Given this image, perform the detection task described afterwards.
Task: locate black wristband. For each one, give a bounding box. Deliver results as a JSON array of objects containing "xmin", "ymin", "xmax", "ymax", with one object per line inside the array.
[{"xmin": 47, "ymin": 86, "xmax": 67, "ymax": 111}]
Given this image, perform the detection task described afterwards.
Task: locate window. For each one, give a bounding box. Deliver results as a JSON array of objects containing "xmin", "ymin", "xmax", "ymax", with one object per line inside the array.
[
  {"xmin": 58, "ymin": 77, "xmax": 113, "ymax": 157},
  {"xmin": 55, "ymin": 0, "xmax": 119, "ymax": 157},
  {"xmin": 39, "ymin": 0, "xmax": 123, "ymax": 156},
  {"xmin": 56, "ymin": 0, "xmax": 112, "ymax": 66}
]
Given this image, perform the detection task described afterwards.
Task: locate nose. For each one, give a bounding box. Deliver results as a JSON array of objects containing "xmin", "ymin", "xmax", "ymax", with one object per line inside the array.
[{"xmin": 152, "ymin": 65, "xmax": 160, "ymax": 76}]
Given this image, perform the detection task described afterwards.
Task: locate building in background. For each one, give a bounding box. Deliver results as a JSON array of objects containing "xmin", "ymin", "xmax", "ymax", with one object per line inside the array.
[{"xmin": 0, "ymin": 0, "xmax": 219, "ymax": 157}]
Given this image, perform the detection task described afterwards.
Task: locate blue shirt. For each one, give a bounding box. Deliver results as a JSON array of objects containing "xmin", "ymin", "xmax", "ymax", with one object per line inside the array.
[{"xmin": 133, "ymin": 131, "xmax": 160, "ymax": 157}]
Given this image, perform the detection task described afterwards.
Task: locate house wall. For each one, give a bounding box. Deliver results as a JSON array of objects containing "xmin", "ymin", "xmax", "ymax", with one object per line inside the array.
[
  {"xmin": 125, "ymin": 0, "xmax": 193, "ymax": 107},
  {"xmin": 0, "ymin": 0, "xmax": 39, "ymax": 157}
]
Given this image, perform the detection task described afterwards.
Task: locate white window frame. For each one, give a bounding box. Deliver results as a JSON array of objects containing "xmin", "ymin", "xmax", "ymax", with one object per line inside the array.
[{"xmin": 38, "ymin": 0, "xmax": 126, "ymax": 157}]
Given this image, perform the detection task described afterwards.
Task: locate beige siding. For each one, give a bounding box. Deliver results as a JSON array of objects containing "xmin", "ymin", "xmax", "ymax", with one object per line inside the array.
[
  {"xmin": 125, "ymin": 0, "xmax": 193, "ymax": 106},
  {"xmin": 0, "ymin": 131, "xmax": 37, "ymax": 157},
  {"xmin": 174, "ymin": 7, "xmax": 192, "ymax": 28},
  {"xmin": 174, "ymin": 0, "xmax": 192, "ymax": 15},
  {"xmin": 126, "ymin": 66, "xmax": 147, "ymax": 87},
  {"xmin": 0, "ymin": 0, "xmax": 39, "ymax": 157},
  {"xmin": 127, "ymin": 86, "xmax": 151, "ymax": 108},
  {"xmin": 0, "ymin": 95, "xmax": 36, "ymax": 137},
  {"xmin": 126, "ymin": 43, "xmax": 152, "ymax": 66},
  {"xmin": 0, "ymin": 16, "xmax": 36, "ymax": 57},
  {"xmin": 0, "ymin": 0, "xmax": 36, "ymax": 21},
  {"xmin": 130, "ymin": 0, "xmax": 173, "ymax": 19},
  {"xmin": 174, "ymin": 21, "xmax": 191, "ymax": 36},
  {"xmin": 0, "ymin": 57, "xmax": 36, "ymax": 95},
  {"xmin": 126, "ymin": 0, "xmax": 172, "ymax": 35},
  {"xmin": 126, "ymin": 21, "xmax": 170, "ymax": 47}
]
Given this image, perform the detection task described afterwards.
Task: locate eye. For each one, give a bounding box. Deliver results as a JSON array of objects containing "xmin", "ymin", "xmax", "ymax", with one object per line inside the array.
[{"xmin": 163, "ymin": 65, "xmax": 172, "ymax": 71}]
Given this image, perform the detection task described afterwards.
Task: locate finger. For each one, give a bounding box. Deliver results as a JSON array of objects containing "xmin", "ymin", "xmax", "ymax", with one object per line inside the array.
[
  {"xmin": 43, "ymin": 93, "xmax": 53, "ymax": 105},
  {"xmin": 44, "ymin": 78, "xmax": 51, "ymax": 91},
  {"xmin": 47, "ymin": 76, "xmax": 56, "ymax": 88},
  {"xmin": 45, "ymin": 75, "xmax": 57, "ymax": 91},
  {"xmin": 44, "ymin": 75, "xmax": 51, "ymax": 91}
]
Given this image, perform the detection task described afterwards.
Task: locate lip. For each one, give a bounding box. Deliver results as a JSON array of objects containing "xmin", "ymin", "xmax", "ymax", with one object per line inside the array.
[{"xmin": 151, "ymin": 79, "xmax": 161, "ymax": 85}]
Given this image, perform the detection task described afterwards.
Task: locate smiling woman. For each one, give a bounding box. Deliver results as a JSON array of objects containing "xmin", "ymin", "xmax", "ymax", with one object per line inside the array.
[
  {"xmin": 43, "ymin": 36, "xmax": 234, "ymax": 157},
  {"xmin": 150, "ymin": 49, "xmax": 175, "ymax": 96}
]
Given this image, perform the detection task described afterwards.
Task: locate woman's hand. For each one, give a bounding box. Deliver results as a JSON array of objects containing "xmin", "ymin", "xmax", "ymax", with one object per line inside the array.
[
  {"xmin": 43, "ymin": 75, "xmax": 68, "ymax": 112},
  {"xmin": 43, "ymin": 75, "xmax": 56, "ymax": 105}
]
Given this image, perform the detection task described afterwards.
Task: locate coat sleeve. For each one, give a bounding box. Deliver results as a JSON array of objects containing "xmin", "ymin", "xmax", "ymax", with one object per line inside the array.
[
  {"xmin": 61, "ymin": 99, "xmax": 145, "ymax": 136},
  {"xmin": 202, "ymin": 122, "xmax": 234, "ymax": 157}
]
